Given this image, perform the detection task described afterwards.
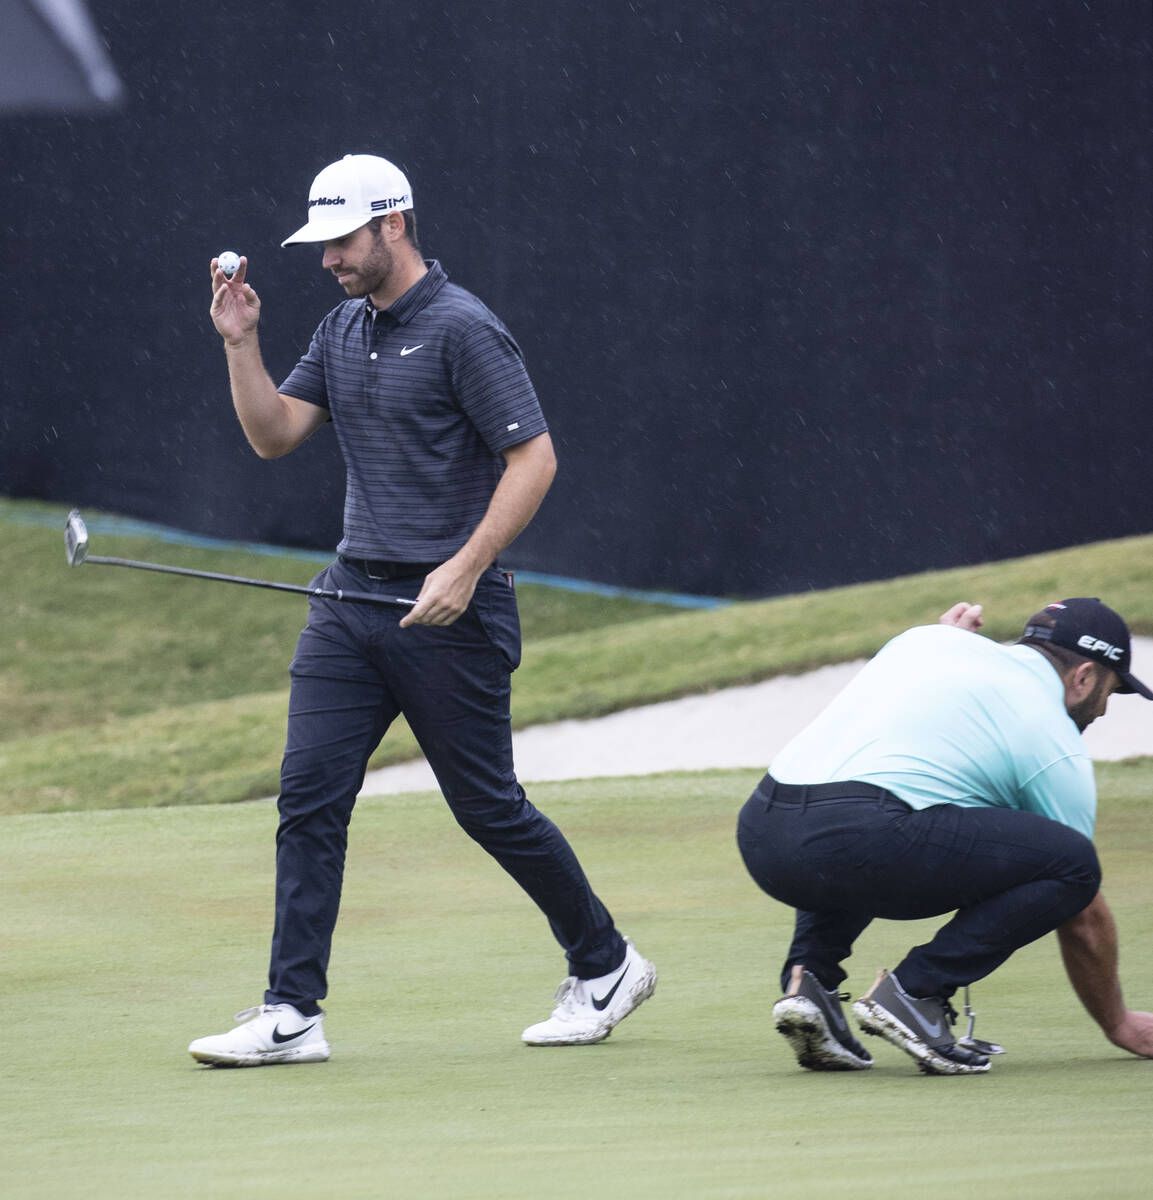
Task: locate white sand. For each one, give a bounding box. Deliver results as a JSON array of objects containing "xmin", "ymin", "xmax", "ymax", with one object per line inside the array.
[{"xmin": 359, "ymin": 638, "xmax": 1153, "ymax": 797}]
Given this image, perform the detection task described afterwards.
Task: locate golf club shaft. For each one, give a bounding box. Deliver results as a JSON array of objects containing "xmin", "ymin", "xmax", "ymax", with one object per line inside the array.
[{"xmin": 85, "ymin": 554, "xmax": 415, "ymax": 608}]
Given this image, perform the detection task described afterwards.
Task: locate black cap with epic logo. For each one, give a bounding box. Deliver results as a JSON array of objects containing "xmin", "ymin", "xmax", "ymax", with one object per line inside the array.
[{"xmin": 1023, "ymin": 598, "xmax": 1153, "ymax": 699}]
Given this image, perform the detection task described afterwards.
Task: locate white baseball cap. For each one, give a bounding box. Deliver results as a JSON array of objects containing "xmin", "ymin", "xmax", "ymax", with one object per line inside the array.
[{"xmin": 281, "ymin": 154, "xmax": 413, "ymax": 246}]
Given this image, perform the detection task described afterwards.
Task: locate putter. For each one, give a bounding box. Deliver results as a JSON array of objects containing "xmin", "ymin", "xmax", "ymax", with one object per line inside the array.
[
  {"xmin": 956, "ymin": 985, "xmax": 1006, "ymax": 1056},
  {"xmin": 64, "ymin": 510, "xmax": 415, "ymax": 610}
]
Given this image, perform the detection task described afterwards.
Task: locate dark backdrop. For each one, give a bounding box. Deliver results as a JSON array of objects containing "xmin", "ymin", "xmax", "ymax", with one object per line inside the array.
[{"xmin": 2, "ymin": 2, "xmax": 1150, "ymax": 596}]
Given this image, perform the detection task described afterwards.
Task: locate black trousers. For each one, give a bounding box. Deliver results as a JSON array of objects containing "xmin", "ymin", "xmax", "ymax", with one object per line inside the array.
[
  {"xmin": 265, "ymin": 559, "xmax": 625, "ymax": 1011},
  {"xmin": 737, "ymin": 773, "xmax": 1101, "ymax": 998}
]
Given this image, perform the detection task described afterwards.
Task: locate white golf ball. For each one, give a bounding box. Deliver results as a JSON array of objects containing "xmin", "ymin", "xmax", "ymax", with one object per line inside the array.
[{"xmin": 217, "ymin": 250, "xmax": 241, "ymax": 278}]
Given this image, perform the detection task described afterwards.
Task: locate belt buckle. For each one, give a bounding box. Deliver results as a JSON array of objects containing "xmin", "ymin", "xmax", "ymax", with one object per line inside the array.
[{"xmin": 363, "ymin": 560, "xmax": 393, "ymax": 581}]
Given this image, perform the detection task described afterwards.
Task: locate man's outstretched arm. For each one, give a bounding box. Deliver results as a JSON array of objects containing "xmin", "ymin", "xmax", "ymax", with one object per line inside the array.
[{"xmin": 1058, "ymin": 890, "xmax": 1153, "ymax": 1056}]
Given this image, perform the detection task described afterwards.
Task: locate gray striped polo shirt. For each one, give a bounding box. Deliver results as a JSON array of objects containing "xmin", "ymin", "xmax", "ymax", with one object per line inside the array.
[{"xmin": 280, "ymin": 260, "xmax": 548, "ymax": 561}]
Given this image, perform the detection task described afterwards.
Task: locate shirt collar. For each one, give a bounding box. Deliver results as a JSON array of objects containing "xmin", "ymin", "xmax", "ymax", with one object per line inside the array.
[{"xmin": 364, "ymin": 259, "xmax": 447, "ymax": 326}]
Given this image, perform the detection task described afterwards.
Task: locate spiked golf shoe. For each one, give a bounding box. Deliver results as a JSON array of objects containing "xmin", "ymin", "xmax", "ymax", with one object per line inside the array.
[
  {"xmin": 522, "ymin": 940, "xmax": 657, "ymax": 1046},
  {"xmin": 188, "ymin": 1003, "xmax": 331, "ymax": 1067},
  {"xmin": 852, "ymin": 969, "xmax": 990, "ymax": 1075},
  {"xmin": 773, "ymin": 965, "xmax": 873, "ymax": 1070}
]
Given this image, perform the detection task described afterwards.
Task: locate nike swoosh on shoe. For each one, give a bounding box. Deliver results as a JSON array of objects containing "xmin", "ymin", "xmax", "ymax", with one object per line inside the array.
[
  {"xmin": 894, "ymin": 997, "xmax": 947, "ymax": 1042},
  {"xmin": 592, "ymin": 966, "xmax": 629, "ymax": 1011},
  {"xmin": 271, "ymin": 1022, "xmax": 317, "ymax": 1044}
]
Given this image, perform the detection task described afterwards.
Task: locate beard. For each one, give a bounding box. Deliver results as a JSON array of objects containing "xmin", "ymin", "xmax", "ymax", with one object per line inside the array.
[
  {"xmin": 334, "ymin": 237, "xmax": 395, "ymax": 298},
  {"xmin": 1066, "ymin": 676, "xmax": 1113, "ymax": 732},
  {"xmin": 1067, "ymin": 699, "xmax": 1094, "ymax": 733}
]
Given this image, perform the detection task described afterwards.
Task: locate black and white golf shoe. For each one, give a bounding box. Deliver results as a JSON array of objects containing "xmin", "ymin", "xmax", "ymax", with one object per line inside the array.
[
  {"xmin": 188, "ymin": 1003, "xmax": 331, "ymax": 1067},
  {"xmin": 773, "ymin": 964, "xmax": 873, "ymax": 1071},
  {"xmin": 852, "ymin": 969, "xmax": 990, "ymax": 1075},
  {"xmin": 521, "ymin": 939, "xmax": 657, "ymax": 1046}
]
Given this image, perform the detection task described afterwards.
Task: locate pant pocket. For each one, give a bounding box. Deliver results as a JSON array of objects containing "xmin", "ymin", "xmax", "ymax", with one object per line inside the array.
[{"xmin": 473, "ymin": 569, "xmax": 522, "ymax": 672}]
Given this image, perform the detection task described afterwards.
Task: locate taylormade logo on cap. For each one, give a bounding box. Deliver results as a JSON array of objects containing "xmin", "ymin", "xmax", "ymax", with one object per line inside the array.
[{"xmin": 282, "ymin": 154, "xmax": 413, "ymax": 246}]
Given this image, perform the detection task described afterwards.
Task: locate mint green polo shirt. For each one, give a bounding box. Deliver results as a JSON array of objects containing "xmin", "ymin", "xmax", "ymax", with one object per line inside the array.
[{"xmin": 769, "ymin": 624, "xmax": 1097, "ymax": 838}]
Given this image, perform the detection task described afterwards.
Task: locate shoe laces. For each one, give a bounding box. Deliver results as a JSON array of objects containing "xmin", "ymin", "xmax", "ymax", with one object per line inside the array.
[
  {"xmin": 549, "ymin": 977, "xmax": 584, "ymax": 1016},
  {"xmin": 232, "ymin": 1003, "xmax": 297, "ymax": 1024}
]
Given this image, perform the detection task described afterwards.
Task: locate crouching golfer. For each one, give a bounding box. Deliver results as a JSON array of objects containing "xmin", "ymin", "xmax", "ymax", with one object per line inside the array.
[{"xmin": 737, "ymin": 597, "xmax": 1153, "ymax": 1075}]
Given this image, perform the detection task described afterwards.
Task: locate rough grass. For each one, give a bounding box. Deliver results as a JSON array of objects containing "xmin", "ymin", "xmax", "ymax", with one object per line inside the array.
[
  {"xmin": 4, "ymin": 496, "xmax": 1153, "ymax": 813},
  {"xmin": 0, "ymin": 497, "xmax": 684, "ymax": 737}
]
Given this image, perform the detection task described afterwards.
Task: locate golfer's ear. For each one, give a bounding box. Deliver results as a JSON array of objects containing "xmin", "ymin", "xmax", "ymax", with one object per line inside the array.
[
  {"xmin": 1068, "ymin": 661, "xmax": 1098, "ymax": 698},
  {"xmin": 379, "ymin": 211, "xmax": 406, "ymax": 242}
]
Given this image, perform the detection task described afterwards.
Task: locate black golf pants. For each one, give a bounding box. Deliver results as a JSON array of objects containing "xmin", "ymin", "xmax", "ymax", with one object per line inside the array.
[
  {"xmin": 265, "ymin": 559, "xmax": 625, "ymax": 1012},
  {"xmin": 737, "ymin": 773, "xmax": 1101, "ymax": 999}
]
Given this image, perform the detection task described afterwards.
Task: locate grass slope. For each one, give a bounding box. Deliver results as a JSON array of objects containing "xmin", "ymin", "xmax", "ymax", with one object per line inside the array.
[
  {"xmin": 4, "ymin": 496, "xmax": 1153, "ymax": 813},
  {"xmin": 2, "ymin": 763, "xmax": 1152, "ymax": 1198},
  {"xmin": 0, "ymin": 499, "xmax": 683, "ymax": 811}
]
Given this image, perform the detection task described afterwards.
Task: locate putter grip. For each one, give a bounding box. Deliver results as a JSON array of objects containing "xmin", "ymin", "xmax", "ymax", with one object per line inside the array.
[{"xmin": 323, "ymin": 587, "xmax": 415, "ymax": 608}]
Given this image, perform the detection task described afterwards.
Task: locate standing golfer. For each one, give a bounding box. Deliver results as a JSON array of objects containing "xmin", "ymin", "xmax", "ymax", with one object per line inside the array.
[
  {"xmin": 189, "ymin": 154, "xmax": 655, "ymax": 1066},
  {"xmin": 737, "ymin": 597, "xmax": 1153, "ymax": 1075}
]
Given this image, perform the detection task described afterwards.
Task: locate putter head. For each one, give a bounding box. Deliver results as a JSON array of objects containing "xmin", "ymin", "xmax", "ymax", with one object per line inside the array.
[
  {"xmin": 956, "ymin": 1035, "xmax": 1005, "ymax": 1056},
  {"xmin": 65, "ymin": 509, "xmax": 90, "ymax": 566}
]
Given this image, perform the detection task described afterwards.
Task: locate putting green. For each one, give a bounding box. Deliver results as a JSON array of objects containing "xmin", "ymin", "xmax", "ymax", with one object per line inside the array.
[{"xmin": 2, "ymin": 766, "xmax": 1151, "ymax": 1198}]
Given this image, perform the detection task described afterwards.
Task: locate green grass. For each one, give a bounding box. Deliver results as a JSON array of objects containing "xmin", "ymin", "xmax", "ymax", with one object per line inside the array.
[
  {"xmin": 0, "ymin": 498, "xmax": 686, "ymax": 811},
  {"xmin": 3, "ymin": 763, "xmax": 1152, "ymax": 1199},
  {"xmin": 4, "ymin": 496, "xmax": 1152, "ymax": 1195},
  {"xmin": 5, "ymin": 495, "xmax": 1153, "ymax": 813},
  {"xmin": 0, "ymin": 497, "xmax": 683, "ymax": 735}
]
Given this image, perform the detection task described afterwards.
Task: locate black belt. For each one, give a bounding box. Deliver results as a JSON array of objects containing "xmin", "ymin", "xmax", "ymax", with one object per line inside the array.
[
  {"xmin": 339, "ymin": 556, "xmax": 441, "ymax": 581},
  {"xmin": 756, "ymin": 774, "xmax": 897, "ymax": 805}
]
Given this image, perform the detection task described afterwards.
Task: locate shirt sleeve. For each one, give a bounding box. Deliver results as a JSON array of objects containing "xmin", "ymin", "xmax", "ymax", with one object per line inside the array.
[
  {"xmin": 449, "ymin": 319, "xmax": 549, "ymax": 453},
  {"xmin": 1018, "ymin": 753, "xmax": 1097, "ymax": 839},
  {"xmin": 278, "ymin": 318, "xmax": 331, "ymax": 410}
]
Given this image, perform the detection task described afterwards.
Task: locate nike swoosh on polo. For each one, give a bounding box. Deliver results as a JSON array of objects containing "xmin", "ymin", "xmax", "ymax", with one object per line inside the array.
[
  {"xmin": 592, "ymin": 964, "xmax": 630, "ymax": 1011},
  {"xmin": 400, "ymin": 344, "xmax": 425, "ymax": 356},
  {"xmin": 271, "ymin": 1022, "xmax": 316, "ymax": 1044}
]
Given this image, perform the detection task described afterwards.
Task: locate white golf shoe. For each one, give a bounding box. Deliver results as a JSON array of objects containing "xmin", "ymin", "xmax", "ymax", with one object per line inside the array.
[
  {"xmin": 522, "ymin": 940, "xmax": 657, "ymax": 1046},
  {"xmin": 188, "ymin": 1003, "xmax": 331, "ymax": 1067}
]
